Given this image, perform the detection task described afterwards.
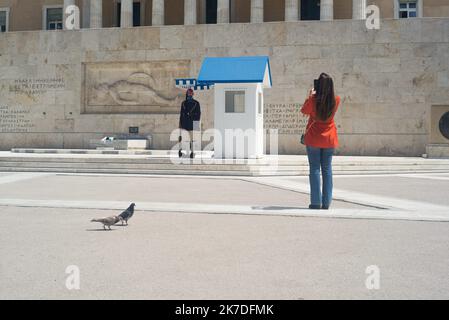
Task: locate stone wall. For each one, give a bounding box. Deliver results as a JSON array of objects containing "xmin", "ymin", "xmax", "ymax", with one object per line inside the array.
[{"xmin": 0, "ymin": 18, "xmax": 448, "ymax": 156}]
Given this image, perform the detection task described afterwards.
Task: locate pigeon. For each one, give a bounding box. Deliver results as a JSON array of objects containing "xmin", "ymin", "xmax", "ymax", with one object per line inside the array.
[
  {"xmin": 118, "ymin": 203, "xmax": 135, "ymax": 225},
  {"xmin": 91, "ymin": 215, "xmax": 121, "ymax": 230},
  {"xmin": 101, "ymin": 136, "xmax": 115, "ymax": 142}
]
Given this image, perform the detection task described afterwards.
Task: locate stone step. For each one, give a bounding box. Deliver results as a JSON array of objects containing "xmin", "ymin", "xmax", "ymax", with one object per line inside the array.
[
  {"xmin": 2, "ymin": 155, "xmax": 449, "ymax": 167},
  {"xmin": 0, "ymin": 161, "xmax": 252, "ymax": 171},
  {"xmin": 1, "ymin": 165, "xmax": 448, "ymax": 176},
  {"xmin": 1, "ymin": 151, "xmax": 449, "ymax": 176},
  {"xmin": 10, "ymin": 148, "xmax": 215, "ymax": 157},
  {"xmin": 1, "ymin": 164, "xmax": 449, "ymax": 176},
  {"xmin": 0, "ymin": 155, "xmax": 263, "ymax": 165},
  {"xmin": 253, "ymin": 165, "xmax": 449, "ymax": 172},
  {"xmin": 0, "ymin": 166, "xmax": 258, "ymax": 176},
  {"xmin": 1, "ymin": 160, "xmax": 449, "ymax": 171},
  {"xmin": 6, "ymin": 149, "xmax": 449, "ymax": 165}
]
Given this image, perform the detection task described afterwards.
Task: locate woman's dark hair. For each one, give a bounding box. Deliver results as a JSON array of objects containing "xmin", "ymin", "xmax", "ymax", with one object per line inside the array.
[{"xmin": 315, "ymin": 73, "xmax": 336, "ymax": 121}]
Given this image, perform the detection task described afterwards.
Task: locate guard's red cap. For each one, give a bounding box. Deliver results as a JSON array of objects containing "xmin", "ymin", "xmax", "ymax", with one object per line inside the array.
[{"xmin": 186, "ymin": 88, "xmax": 194, "ymax": 95}]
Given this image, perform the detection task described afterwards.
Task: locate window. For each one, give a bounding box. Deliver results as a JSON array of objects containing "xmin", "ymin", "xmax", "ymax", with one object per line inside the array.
[
  {"xmin": 225, "ymin": 91, "xmax": 245, "ymax": 113},
  {"xmin": 258, "ymin": 92, "xmax": 262, "ymax": 114},
  {"xmin": 0, "ymin": 8, "xmax": 9, "ymax": 32},
  {"xmin": 206, "ymin": 0, "xmax": 217, "ymax": 24},
  {"xmin": 132, "ymin": 2, "xmax": 141, "ymax": 26},
  {"xmin": 44, "ymin": 7, "xmax": 63, "ymax": 30},
  {"xmin": 301, "ymin": 0, "xmax": 320, "ymax": 21},
  {"xmin": 399, "ymin": 1, "xmax": 418, "ymax": 18}
]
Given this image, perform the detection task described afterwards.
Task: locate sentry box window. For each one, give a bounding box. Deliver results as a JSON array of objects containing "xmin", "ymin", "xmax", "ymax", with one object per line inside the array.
[{"xmin": 225, "ymin": 91, "xmax": 245, "ymax": 113}]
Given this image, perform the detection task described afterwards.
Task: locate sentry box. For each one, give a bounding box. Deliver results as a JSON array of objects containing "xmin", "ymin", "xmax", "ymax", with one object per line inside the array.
[{"xmin": 176, "ymin": 56, "xmax": 272, "ymax": 159}]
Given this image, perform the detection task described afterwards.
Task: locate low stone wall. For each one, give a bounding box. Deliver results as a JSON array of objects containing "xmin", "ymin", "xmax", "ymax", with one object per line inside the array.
[{"xmin": 1, "ymin": 18, "xmax": 448, "ymax": 156}]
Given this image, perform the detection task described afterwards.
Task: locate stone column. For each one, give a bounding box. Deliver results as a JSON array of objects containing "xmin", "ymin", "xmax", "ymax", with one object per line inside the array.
[
  {"xmin": 320, "ymin": 0, "xmax": 333, "ymax": 21},
  {"xmin": 251, "ymin": 0, "xmax": 263, "ymax": 23},
  {"xmin": 352, "ymin": 0, "xmax": 367, "ymax": 20},
  {"xmin": 90, "ymin": 0, "xmax": 103, "ymax": 28},
  {"xmin": 121, "ymin": 0, "xmax": 133, "ymax": 27},
  {"xmin": 152, "ymin": 0, "xmax": 164, "ymax": 26},
  {"xmin": 63, "ymin": 0, "xmax": 76, "ymax": 30},
  {"xmin": 285, "ymin": 0, "xmax": 299, "ymax": 21},
  {"xmin": 184, "ymin": 0, "xmax": 197, "ymax": 25},
  {"xmin": 217, "ymin": 0, "xmax": 229, "ymax": 23}
]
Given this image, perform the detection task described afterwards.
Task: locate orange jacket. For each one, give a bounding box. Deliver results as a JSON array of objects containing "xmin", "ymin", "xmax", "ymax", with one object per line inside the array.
[{"xmin": 300, "ymin": 95, "xmax": 341, "ymax": 149}]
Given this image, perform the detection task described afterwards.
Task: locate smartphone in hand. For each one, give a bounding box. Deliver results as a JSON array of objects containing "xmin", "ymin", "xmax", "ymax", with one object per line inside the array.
[{"xmin": 314, "ymin": 79, "xmax": 320, "ymax": 93}]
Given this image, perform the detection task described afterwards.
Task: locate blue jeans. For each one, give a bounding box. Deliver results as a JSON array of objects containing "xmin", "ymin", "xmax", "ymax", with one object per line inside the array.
[{"xmin": 306, "ymin": 146, "xmax": 334, "ymax": 207}]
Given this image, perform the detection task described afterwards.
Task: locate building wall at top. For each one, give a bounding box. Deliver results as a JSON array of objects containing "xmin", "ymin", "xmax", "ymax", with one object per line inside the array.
[
  {"xmin": 1, "ymin": 0, "xmax": 159, "ymax": 30},
  {"xmin": 264, "ymin": 0, "xmax": 285, "ymax": 22},
  {"xmin": 334, "ymin": 0, "xmax": 394, "ymax": 19},
  {"xmin": 164, "ymin": 0, "xmax": 184, "ymax": 25},
  {"xmin": 102, "ymin": 0, "xmax": 154, "ymax": 28},
  {"xmin": 424, "ymin": 0, "xmax": 449, "ymax": 17},
  {"xmin": 102, "ymin": 0, "xmax": 114, "ymax": 27},
  {"xmin": 3, "ymin": 0, "xmax": 77, "ymax": 32},
  {"xmin": 1, "ymin": 18, "xmax": 448, "ymax": 156},
  {"xmin": 231, "ymin": 0, "xmax": 251, "ymax": 23},
  {"xmin": 334, "ymin": 1, "xmax": 352, "ymax": 19},
  {"xmin": 2, "ymin": 0, "xmax": 449, "ymax": 32},
  {"xmin": 372, "ymin": 0, "xmax": 395, "ymax": 19}
]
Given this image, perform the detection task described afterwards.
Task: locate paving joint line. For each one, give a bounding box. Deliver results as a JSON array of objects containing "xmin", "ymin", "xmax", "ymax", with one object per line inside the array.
[{"xmin": 240, "ymin": 177, "xmax": 389, "ymax": 210}]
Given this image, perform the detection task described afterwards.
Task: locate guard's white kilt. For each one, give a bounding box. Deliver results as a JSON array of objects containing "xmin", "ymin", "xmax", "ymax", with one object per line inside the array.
[{"xmin": 193, "ymin": 121, "xmax": 200, "ymax": 132}]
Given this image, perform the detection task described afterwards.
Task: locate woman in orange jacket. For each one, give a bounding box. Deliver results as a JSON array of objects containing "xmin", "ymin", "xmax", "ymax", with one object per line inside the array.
[{"xmin": 301, "ymin": 73, "xmax": 341, "ymax": 209}]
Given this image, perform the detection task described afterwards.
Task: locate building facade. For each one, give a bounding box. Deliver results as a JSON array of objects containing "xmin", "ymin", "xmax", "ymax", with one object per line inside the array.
[
  {"xmin": 1, "ymin": 0, "xmax": 449, "ymax": 32},
  {"xmin": 0, "ymin": 1, "xmax": 448, "ymax": 156}
]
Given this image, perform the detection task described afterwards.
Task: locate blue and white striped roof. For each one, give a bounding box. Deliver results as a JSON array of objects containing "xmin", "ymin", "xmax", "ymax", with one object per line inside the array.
[{"xmin": 175, "ymin": 78, "xmax": 213, "ymax": 91}]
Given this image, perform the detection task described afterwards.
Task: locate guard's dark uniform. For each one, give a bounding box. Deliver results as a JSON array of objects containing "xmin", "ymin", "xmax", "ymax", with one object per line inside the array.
[
  {"xmin": 178, "ymin": 92, "xmax": 201, "ymax": 158},
  {"xmin": 179, "ymin": 97, "xmax": 201, "ymax": 131}
]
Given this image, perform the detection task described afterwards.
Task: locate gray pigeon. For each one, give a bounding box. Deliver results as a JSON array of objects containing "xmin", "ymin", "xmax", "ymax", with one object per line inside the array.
[
  {"xmin": 91, "ymin": 215, "xmax": 121, "ymax": 230},
  {"xmin": 118, "ymin": 203, "xmax": 135, "ymax": 225}
]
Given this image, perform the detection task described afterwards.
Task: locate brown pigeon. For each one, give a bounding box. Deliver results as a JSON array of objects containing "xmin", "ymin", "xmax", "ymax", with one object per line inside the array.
[{"xmin": 91, "ymin": 215, "xmax": 121, "ymax": 230}]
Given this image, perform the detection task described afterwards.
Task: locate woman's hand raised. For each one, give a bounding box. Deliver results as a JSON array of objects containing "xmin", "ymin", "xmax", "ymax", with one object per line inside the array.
[{"xmin": 308, "ymin": 88, "xmax": 316, "ymax": 98}]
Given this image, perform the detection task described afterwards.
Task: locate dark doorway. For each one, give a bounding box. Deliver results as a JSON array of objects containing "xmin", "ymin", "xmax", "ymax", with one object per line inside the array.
[
  {"xmin": 206, "ymin": 0, "xmax": 218, "ymax": 24},
  {"xmin": 117, "ymin": 3, "xmax": 121, "ymax": 26},
  {"xmin": 133, "ymin": 2, "xmax": 141, "ymax": 26},
  {"xmin": 116, "ymin": 1, "xmax": 141, "ymax": 27},
  {"xmin": 301, "ymin": 0, "xmax": 320, "ymax": 20}
]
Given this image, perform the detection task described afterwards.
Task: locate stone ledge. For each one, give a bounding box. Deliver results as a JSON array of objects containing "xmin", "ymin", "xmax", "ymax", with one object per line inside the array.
[
  {"xmin": 89, "ymin": 139, "xmax": 149, "ymax": 150},
  {"xmin": 426, "ymin": 144, "xmax": 449, "ymax": 158},
  {"xmin": 10, "ymin": 148, "xmax": 214, "ymax": 156},
  {"xmin": 11, "ymin": 148, "xmax": 152, "ymax": 155}
]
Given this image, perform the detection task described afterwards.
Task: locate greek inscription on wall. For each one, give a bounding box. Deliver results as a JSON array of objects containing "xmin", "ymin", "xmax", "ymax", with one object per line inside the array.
[
  {"xmin": 264, "ymin": 103, "xmax": 308, "ymax": 135},
  {"xmin": 9, "ymin": 78, "xmax": 66, "ymax": 96},
  {"xmin": 0, "ymin": 105, "xmax": 35, "ymax": 132}
]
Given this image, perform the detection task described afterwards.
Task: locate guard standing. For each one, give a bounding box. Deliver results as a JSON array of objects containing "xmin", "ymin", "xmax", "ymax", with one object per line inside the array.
[{"xmin": 178, "ymin": 88, "xmax": 201, "ymax": 158}]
